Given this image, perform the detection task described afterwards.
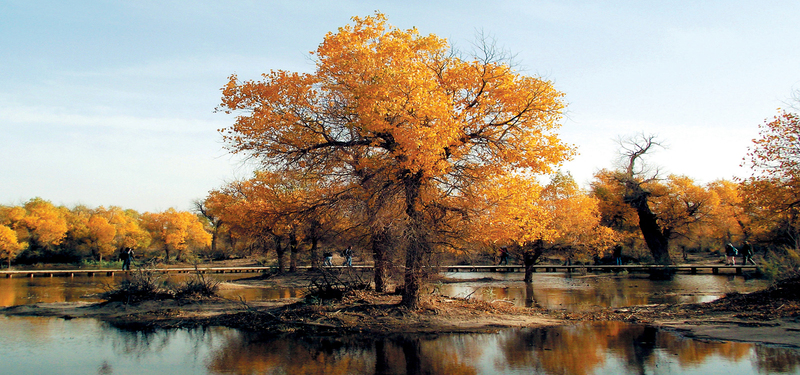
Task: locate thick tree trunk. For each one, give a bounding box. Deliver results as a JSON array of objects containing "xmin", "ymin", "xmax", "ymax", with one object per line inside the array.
[
  {"xmin": 273, "ymin": 235, "xmax": 286, "ymax": 274},
  {"xmin": 636, "ymin": 206, "xmax": 671, "ymax": 264},
  {"xmin": 372, "ymin": 225, "xmax": 390, "ymax": 293},
  {"xmin": 400, "ymin": 174, "xmax": 427, "ymax": 309},
  {"xmin": 625, "ymin": 181, "xmax": 671, "ymax": 265},
  {"xmin": 523, "ymin": 240, "xmax": 544, "ymax": 283}
]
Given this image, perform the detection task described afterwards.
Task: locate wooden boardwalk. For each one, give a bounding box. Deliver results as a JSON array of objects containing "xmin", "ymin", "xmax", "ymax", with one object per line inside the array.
[
  {"xmin": 0, "ymin": 264, "xmax": 757, "ymax": 278},
  {"xmin": 442, "ymin": 264, "xmax": 758, "ymax": 275}
]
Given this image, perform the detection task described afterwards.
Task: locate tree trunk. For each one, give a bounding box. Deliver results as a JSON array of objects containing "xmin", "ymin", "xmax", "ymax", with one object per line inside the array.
[
  {"xmin": 401, "ymin": 174, "xmax": 427, "ymax": 309},
  {"xmin": 309, "ymin": 236, "xmax": 319, "ymax": 270},
  {"xmin": 372, "ymin": 225, "xmax": 390, "ymax": 293},
  {"xmin": 625, "ymin": 182, "xmax": 671, "ymax": 265},
  {"xmin": 289, "ymin": 233, "xmax": 298, "ymax": 273},
  {"xmin": 635, "ymin": 203, "xmax": 671, "ymax": 264},
  {"xmin": 273, "ymin": 235, "xmax": 286, "ymax": 274},
  {"xmin": 523, "ymin": 240, "xmax": 544, "ymax": 283},
  {"xmin": 164, "ymin": 246, "xmax": 171, "ymax": 263},
  {"xmin": 211, "ymin": 220, "xmax": 221, "ymax": 256}
]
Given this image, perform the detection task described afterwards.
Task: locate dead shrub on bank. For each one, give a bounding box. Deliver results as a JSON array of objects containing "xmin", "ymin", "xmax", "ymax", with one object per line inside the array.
[
  {"xmin": 304, "ymin": 267, "xmax": 371, "ymax": 304},
  {"xmin": 101, "ymin": 267, "xmax": 221, "ymax": 304}
]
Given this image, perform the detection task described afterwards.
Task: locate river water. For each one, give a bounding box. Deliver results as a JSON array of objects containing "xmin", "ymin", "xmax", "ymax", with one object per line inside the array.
[{"xmin": 1, "ymin": 271, "xmax": 799, "ymax": 374}]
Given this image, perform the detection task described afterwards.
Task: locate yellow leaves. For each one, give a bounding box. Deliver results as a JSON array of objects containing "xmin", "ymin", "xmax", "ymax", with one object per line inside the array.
[
  {"xmin": 88, "ymin": 214, "xmax": 116, "ymax": 259},
  {"xmin": 142, "ymin": 209, "xmax": 211, "ymax": 254},
  {"xmin": 0, "ymin": 225, "xmax": 23, "ymax": 263},
  {"xmin": 218, "ymin": 13, "xmax": 572, "ymax": 182},
  {"xmin": 20, "ymin": 198, "xmax": 69, "ymax": 246}
]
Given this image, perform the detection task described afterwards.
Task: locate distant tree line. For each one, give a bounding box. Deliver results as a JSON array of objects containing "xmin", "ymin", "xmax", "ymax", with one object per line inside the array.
[{"xmin": 0, "ymin": 198, "xmax": 212, "ymax": 267}]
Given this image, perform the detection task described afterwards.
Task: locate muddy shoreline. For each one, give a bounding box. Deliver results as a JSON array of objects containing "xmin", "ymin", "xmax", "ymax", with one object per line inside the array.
[{"xmin": 2, "ymin": 274, "xmax": 799, "ymax": 348}]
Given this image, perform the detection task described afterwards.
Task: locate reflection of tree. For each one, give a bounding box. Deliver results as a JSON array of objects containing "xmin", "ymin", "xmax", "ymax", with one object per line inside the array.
[
  {"xmin": 206, "ymin": 332, "xmax": 482, "ymax": 375},
  {"xmin": 525, "ymin": 282, "xmax": 539, "ymax": 308},
  {"xmin": 755, "ymin": 345, "xmax": 800, "ymax": 373},
  {"xmin": 494, "ymin": 322, "xmax": 791, "ymax": 375},
  {"xmin": 107, "ymin": 327, "xmax": 179, "ymax": 358},
  {"xmin": 207, "ymin": 333, "xmax": 374, "ymax": 374},
  {"xmin": 654, "ymin": 330, "xmax": 751, "ymax": 369}
]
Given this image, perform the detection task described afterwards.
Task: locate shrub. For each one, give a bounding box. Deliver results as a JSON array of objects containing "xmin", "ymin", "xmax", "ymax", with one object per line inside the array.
[
  {"xmin": 102, "ymin": 268, "xmax": 221, "ymax": 304},
  {"xmin": 101, "ymin": 269, "xmax": 174, "ymax": 303},
  {"xmin": 174, "ymin": 272, "xmax": 220, "ymax": 299},
  {"xmin": 757, "ymin": 247, "xmax": 800, "ymax": 281}
]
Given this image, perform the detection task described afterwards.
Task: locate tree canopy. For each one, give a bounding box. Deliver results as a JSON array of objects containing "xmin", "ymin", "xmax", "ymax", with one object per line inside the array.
[{"xmin": 217, "ymin": 13, "xmax": 573, "ymax": 307}]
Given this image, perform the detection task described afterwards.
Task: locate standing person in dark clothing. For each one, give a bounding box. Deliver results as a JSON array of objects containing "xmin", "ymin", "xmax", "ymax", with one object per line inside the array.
[
  {"xmin": 498, "ymin": 247, "xmax": 509, "ymax": 265},
  {"xmin": 613, "ymin": 245, "xmax": 623, "ymax": 265},
  {"xmin": 120, "ymin": 248, "xmax": 134, "ymax": 270},
  {"xmin": 741, "ymin": 241, "xmax": 756, "ymax": 265}
]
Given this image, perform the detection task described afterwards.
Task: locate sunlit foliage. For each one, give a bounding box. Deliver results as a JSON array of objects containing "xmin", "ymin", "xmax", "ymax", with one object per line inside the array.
[{"xmin": 217, "ymin": 13, "xmax": 572, "ymax": 306}]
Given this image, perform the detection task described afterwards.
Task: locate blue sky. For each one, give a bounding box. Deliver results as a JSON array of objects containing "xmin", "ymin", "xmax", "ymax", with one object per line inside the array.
[{"xmin": 2, "ymin": 1, "xmax": 799, "ymax": 212}]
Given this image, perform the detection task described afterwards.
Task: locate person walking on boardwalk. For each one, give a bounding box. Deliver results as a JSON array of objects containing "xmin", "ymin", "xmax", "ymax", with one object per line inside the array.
[
  {"xmin": 498, "ymin": 247, "xmax": 509, "ymax": 265},
  {"xmin": 741, "ymin": 241, "xmax": 756, "ymax": 265},
  {"xmin": 342, "ymin": 246, "xmax": 353, "ymax": 267},
  {"xmin": 323, "ymin": 251, "xmax": 333, "ymax": 267},
  {"xmin": 725, "ymin": 243, "xmax": 738, "ymax": 266}
]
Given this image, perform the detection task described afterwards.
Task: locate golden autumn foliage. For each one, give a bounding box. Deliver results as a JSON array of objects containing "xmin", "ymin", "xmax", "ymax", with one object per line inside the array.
[
  {"xmin": 0, "ymin": 200, "xmax": 207, "ymax": 266},
  {"xmin": 541, "ymin": 172, "xmax": 617, "ymax": 259},
  {"xmin": 87, "ymin": 214, "xmax": 116, "ymax": 262},
  {"xmin": 142, "ymin": 209, "xmax": 211, "ymax": 262},
  {"xmin": 20, "ymin": 198, "xmax": 69, "ymax": 248},
  {"xmin": 742, "ymin": 108, "xmax": 800, "ymax": 248},
  {"xmin": 0, "ymin": 225, "xmax": 23, "ymax": 267},
  {"xmin": 473, "ymin": 171, "xmax": 615, "ymax": 261},
  {"xmin": 217, "ymin": 13, "xmax": 572, "ymax": 306},
  {"xmin": 592, "ymin": 169, "xmax": 723, "ymax": 261}
]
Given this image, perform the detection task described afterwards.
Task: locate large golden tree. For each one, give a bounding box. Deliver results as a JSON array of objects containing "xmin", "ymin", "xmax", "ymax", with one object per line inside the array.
[
  {"xmin": 218, "ymin": 14, "xmax": 572, "ymax": 307},
  {"xmin": 743, "ymin": 108, "xmax": 800, "ymax": 247}
]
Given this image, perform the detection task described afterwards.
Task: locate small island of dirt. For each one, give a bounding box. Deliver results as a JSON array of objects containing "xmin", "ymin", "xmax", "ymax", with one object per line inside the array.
[{"xmin": 2, "ymin": 274, "xmax": 799, "ymax": 347}]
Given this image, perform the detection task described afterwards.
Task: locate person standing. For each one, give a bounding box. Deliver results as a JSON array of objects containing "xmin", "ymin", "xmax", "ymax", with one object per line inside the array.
[
  {"xmin": 612, "ymin": 245, "xmax": 623, "ymax": 265},
  {"xmin": 725, "ymin": 243, "xmax": 738, "ymax": 266},
  {"xmin": 342, "ymin": 246, "xmax": 353, "ymax": 267},
  {"xmin": 498, "ymin": 247, "xmax": 509, "ymax": 265},
  {"xmin": 741, "ymin": 241, "xmax": 756, "ymax": 265},
  {"xmin": 121, "ymin": 248, "xmax": 134, "ymax": 270}
]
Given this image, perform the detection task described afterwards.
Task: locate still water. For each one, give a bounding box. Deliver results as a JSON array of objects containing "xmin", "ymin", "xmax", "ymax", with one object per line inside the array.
[
  {"xmin": 1, "ymin": 316, "xmax": 798, "ymax": 375},
  {"xmin": 439, "ymin": 272, "xmax": 770, "ymax": 311},
  {"xmin": 0, "ymin": 273, "xmax": 303, "ymax": 307},
  {"xmin": 0, "ymin": 272, "xmax": 797, "ymax": 374}
]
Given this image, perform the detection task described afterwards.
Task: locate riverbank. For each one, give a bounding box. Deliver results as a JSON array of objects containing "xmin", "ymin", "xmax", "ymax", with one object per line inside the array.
[{"xmin": 1, "ymin": 274, "xmax": 798, "ymax": 347}]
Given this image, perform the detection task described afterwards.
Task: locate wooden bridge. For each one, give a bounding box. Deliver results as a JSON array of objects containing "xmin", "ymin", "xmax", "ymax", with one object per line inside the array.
[{"xmin": 0, "ymin": 264, "xmax": 758, "ymax": 278}]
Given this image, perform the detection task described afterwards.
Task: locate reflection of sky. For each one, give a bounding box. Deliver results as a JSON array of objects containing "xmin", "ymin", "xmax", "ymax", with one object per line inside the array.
[
  {"xmin": 438, "ymin": 273, "xmax": 770, "ymax": 311},
  {"xmin": 0, "ymin": 316, "xmax": 230, "ymax": 374},
  {"xmin": 0, "ymin": 317, "xmax": 793, "ymax": 375}
]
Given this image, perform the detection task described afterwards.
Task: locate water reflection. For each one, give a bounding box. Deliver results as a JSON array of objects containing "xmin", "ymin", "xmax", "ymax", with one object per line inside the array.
[
  {"xmin": 204, "ymin": 322, "xmax": 800, "ymax": 375},
  {"xmin": 439, "ymin": 273, "xmax": 769, "ymax": 311},
  {"xmin": 0, "ymin": 273, "xmax": 304, "ymax": 307},
  {"xmin": 1, "ymin": 316, "xmax": 797, "ymax": 374}
]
